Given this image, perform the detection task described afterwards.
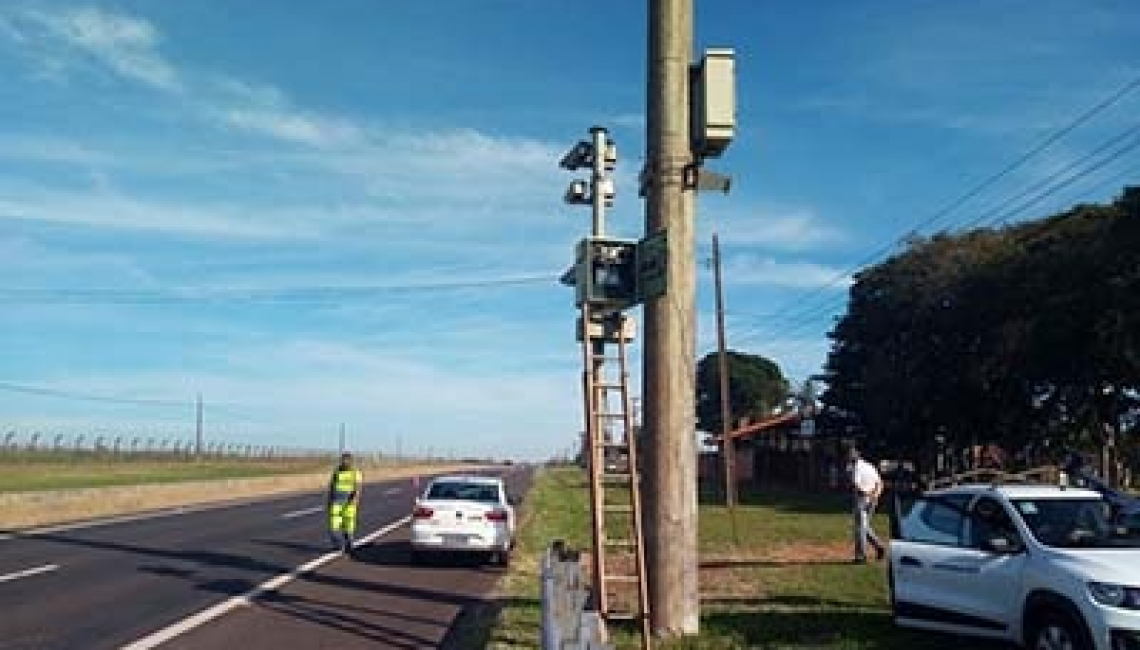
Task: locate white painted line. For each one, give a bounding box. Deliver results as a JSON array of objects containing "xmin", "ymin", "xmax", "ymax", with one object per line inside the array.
[
  {"xmin": 279, "ymin": 506, "xmax": 323, "ymax": 520},
  {"xmin": 382, "ymin": 487, "xmax": 402, "ymax": 496},
  {"xmin": 119, "ymin": 516, "xmax": 411, "ymax": 650},
  {"xmin": 0, "ymin": 564, "xmax": 59, "ymax": 584}
]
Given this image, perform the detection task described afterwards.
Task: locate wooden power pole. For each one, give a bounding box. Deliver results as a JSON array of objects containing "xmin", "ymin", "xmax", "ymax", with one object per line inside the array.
[
  {"xmin": 712, "ymin": 234, "xmax": 736, "ymax": 508},
  {"xmin": 643, "ymin": 0, "xmax": 699, "ymax": 636}
]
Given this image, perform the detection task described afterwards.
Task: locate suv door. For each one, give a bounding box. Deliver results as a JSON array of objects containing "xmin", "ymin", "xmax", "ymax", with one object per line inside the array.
[{"xmin": 891, "ymin": 493, "xmax": 1024, "ymax": 642}]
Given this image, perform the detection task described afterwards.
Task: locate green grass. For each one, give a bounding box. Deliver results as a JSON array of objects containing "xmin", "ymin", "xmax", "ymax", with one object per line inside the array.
[
  {"xmin": 488, "ymin": 470, "xmax": 1010, "ymax": 650},
  {"xmin": 0, "ymin": 458, "xmax": 331, "ymax": 492},
  {"xmin": 469, "ymin": 466, "xmax": 592, "ymax": 649}
]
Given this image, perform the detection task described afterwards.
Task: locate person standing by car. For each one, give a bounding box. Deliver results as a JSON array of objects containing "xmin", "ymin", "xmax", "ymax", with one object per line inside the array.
[
  {"xmin": 848, "ymin": 447, "xmax": 886, "ymax": 562},
  {"xmin": 327, "ymin": 452, "xmax": 363, "ymax": 553}
]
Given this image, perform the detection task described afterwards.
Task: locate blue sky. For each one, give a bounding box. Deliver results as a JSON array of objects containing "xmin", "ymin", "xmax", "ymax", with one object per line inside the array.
[{"xmin": 1, "ymin": 1, "xmax": 1137, "ymax": 461}]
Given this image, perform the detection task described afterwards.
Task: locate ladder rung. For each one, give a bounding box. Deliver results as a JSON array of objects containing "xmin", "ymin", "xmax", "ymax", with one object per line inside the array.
[
  {"xmin": 590, "ymin": 354, "xmax": 624, "ymax": 363},
  {"xmin": 594, "ymin": 412, "xmax": 627, "ymax": 419},
  {"xmin": 605, "ymin": 611, "xmax": 644, "ymax": 621},
  {"xmin": 601, "ymin": 471, "xmax": 633, "ymax": 481},
  {"xmin": 603, "ymin": 504, "xmax": 634, "ymax": 513},
  {"xmin": 593, "ymin": 383, "xmax": 624, "ymax": 391},
  {"xmin": 603, "ymin": 538, "xmax": 637, "ymax": 547},
  {"xmin": 605, "ymin": 574, "xmax": 642, "ymax": 583}
]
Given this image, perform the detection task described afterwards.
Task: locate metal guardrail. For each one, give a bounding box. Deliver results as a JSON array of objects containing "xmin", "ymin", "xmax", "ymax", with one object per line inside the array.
[{"xmin": 541, "ymin": 540, "xmax": 611, "ymax": 650}]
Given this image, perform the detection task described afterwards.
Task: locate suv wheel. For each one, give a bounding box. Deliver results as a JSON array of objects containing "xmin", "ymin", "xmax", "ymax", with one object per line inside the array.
[{"xmin": 1027, "ymin": 608, "xmax": 1093, "ymax": 650}]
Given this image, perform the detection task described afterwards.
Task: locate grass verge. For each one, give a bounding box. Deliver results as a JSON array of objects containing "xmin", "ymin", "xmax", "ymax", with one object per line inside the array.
[
  {"xmin": 0, "ymin": 458, "xmax": 329, "ymax": 493},
  {"xmin": 485, "ymin": 469, "xmax": 1009, "ymax": 649}
]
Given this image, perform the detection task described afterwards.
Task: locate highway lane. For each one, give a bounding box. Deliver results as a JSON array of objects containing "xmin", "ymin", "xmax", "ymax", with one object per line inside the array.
[
  {"xmin": 0, "ymin": 466, "xmax": 529, "ymax": 650},
  {"xmin": 152, "ymin": 466, "xmax": 534, "ymax": 650}
]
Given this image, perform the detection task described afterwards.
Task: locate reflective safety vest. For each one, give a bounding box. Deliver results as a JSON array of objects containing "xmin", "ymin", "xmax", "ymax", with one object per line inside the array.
[{"xmin": 331, "ymin": 469, "xmax": 362, "ymax": 498}]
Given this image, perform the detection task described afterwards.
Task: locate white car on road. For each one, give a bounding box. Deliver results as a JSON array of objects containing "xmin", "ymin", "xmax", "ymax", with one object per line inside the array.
[
  {"xmin": 410, "ymin": 475, "xmax": 516, "ymax": 566},
  {"xmin": 891, "ymin": 482, "xmax": 1140, "ymax": 650}
]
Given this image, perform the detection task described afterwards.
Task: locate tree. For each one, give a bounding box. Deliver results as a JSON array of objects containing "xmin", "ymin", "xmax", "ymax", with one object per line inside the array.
[
  {"xmin": 695, "ymin": 350, "xmax": 789, "ymax": 435},
  {"xmin": 822, "ymin": 186, "xmax": 1140, "ymax": 468}
]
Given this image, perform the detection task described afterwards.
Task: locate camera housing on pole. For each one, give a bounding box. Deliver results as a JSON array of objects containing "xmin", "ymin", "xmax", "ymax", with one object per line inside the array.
[{"xmin": 574, "ymin": 236, "xmax": 639, "ymax": 312}]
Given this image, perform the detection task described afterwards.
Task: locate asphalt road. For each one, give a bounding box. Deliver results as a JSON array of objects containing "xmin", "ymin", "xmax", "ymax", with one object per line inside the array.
[{"xmin": 0, "ymin": 465, "xmax": 532, "ymax": 650}]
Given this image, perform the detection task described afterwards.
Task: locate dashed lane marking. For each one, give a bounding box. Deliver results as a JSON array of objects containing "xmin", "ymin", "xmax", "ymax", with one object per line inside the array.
[
  {"xmin": 0, "ymin": 564, "xmax": 59, "ymax": 584},
  {"xmin": 279, "ymin": 506, "xmax": 323, "ymax": 519},
  {"xmin": 118, "ymin": 517, "xmax": 411, "ymax": 650}
]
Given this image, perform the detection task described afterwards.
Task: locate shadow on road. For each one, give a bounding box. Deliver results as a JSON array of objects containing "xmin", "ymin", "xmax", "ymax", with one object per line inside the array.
[{"xmin": 11, "ymin": 530, "xmax": 506, "ymax": 647}]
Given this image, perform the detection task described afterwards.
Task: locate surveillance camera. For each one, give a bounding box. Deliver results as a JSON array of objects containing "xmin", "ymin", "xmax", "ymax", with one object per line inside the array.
[
  {"xmin": 559, "ymin": 141, "xmax": 593, "ymax": 170},
  {"xmin": 603, "ymin": 142, "xmax": 618, "ymax": 170},
  {"xmin": 564, "ymin": 179, "xmax": 590, "ymax": 204}
]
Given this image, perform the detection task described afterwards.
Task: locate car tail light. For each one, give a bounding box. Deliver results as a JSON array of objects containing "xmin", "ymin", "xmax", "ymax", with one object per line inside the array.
[
  {"xmin": 413, "ymin": 506, "xmax": 434, "ymax": 519},
  {"xmin": 485, "ymin": 510, "xmax": 508, "ymax": 522}
]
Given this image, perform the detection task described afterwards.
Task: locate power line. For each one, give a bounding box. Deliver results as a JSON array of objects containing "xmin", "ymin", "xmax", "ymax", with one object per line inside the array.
[
  {"xmin": 731, "ymin": 144, "xmax": 1140, "ymax": 350},
  {"xmin": 727, "ymin": 73, "xmax": 1140, "ymax": 344},
  {"xmin": 0, "ymin": 381, "xmax": 270, "ymax": 425},
  {"xmin": 0, "ymin": 274, "xmax": 558, "ymax": 305},
  {"xmin": 0, "ymin": 381, "xmax": 189, "ymax": 408}
]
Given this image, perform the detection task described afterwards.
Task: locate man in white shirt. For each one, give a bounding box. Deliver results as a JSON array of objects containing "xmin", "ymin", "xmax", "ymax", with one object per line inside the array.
[{"xmin": 848, "ymin": 447, "xmax": 886, "ymax": 562}]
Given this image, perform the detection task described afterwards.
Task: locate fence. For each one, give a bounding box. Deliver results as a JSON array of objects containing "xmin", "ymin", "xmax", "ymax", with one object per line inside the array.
[
  {"xmin": 0, "ymin": 429, "xmax": 341, "ymax": 463},
  {"xmin": 540, "ymin": 539, "xmax": 610, "ymax": 650}
]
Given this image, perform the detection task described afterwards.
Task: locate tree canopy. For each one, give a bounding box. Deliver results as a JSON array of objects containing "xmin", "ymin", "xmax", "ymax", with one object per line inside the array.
[
  {"xmin": 696, "ymin": 350, "xmax": 789, "ymax": 435},
  {"xmin": 821, "ymin": 186, "xmax": 1140, "ymax": 466}
]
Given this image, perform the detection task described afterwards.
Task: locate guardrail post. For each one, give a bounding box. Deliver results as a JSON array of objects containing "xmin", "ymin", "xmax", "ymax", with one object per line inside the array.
[{"xmin": 540, "ymin": 539, "xmax": 611, "ymax": 650}]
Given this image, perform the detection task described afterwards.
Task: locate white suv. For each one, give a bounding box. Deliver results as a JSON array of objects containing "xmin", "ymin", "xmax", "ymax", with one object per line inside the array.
[{"xmin": 890, "ymin": 483, "xmax": 1140, "ymax": 650}]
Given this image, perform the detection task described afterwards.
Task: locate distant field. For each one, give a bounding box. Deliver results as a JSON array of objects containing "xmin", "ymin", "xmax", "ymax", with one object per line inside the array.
[
  {"xmin": 485, "ymin": 468, "xmax": 1008, "ymax": 650},
  {"xmin": 0, "ymin": 458, "xmax": 331, "ymax": 493},
  {"xmin": 0, "ymin": 457, "xmax": 483, "ymax": 530}
]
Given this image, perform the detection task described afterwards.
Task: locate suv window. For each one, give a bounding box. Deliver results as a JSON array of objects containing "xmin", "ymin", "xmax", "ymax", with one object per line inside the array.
[
  {"xmin": 968, "ymin": 496, "xmax": 1018, "ymax": 550},
  {"xmin": 427, "ymin": 481, "xmax": 502, "ymax": 504},
  {"xmin": 898, "ymin": 494, "xmax": 971, "ymax": 546},
  {"xmin": 1011, "ymin": 497, "xmax": 1140, "ymax": 549}
]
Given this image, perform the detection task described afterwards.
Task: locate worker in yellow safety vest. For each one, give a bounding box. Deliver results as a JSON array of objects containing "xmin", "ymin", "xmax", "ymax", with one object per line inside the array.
[{"xmin": 327, "ymin": 452, "xmax": 363, "ymax": 553}]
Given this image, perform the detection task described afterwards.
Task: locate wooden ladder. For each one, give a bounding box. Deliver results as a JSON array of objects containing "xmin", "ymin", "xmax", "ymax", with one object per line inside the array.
[{"xmin": 580, "ymin": 308, "xmax": 651, "ymax": 648}]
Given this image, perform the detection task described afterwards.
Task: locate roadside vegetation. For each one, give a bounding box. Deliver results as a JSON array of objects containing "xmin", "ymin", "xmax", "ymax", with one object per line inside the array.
[
  {"xmin": 484, "ymin": 466, "xmax": 1007, "ymax": 649},
  {"xmin": 0, "ymin": 457, "xmax": 331, "ymax": 493}
]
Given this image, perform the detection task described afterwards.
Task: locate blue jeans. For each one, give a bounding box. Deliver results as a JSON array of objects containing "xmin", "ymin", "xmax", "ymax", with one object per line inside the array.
[{"xmin": 853, "ymin": 494, "xmax": 884, "ymax": 560}]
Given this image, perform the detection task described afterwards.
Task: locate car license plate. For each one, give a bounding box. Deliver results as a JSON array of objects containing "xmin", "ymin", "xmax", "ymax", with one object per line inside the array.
[{"xmin": 443, "ymin": 534, "xmax": 469, "ymax": 545}]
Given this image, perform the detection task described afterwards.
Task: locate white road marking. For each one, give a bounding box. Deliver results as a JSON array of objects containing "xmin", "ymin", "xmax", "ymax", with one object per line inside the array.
[
  {"xmin": 0, "ymin": 564, "xmax": 59, "ymax": 584},
  {"xmin": 279, "ymin": 506, "xmax": 323, "ymax": 519},
  {"xmin": 119, "ymin": 516, "xmax": 411, "ymax": 650},
  {"xmin": 383, "ymin": 487, "xmax": 402, "ymax": 496}
]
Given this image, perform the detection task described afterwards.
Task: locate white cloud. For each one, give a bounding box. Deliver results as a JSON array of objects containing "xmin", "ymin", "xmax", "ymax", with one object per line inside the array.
[
  {"xmin": 722, "ymin": 254, "xmax": 852, "ymax": 290},
  {"xmin": 609, "ymin": 113, "xmax": 646, "ymax": 130},
  {"xmin": 14, "ymin": 6, "xmax": 181, "ymax": 91},
  {"xmin": 221, "ymin": 109, "xmax": 362, "ymax": 148},
  {"xmin": 0, "ymin": 181, "xmax": 317, "ymax": 240},
  {"xmin": 707, "ymin": 209, "xmax": 847, "ymax": 252}
]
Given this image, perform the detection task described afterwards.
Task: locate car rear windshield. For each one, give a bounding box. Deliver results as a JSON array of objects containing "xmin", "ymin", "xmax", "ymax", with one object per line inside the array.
[
  {"xmin": 426, "ymin": 481, "xmax": 501, "ymax": 504},
  {"xmin": 1011, "ymin": 497, "xmax": 1140, "ymax": 549}
]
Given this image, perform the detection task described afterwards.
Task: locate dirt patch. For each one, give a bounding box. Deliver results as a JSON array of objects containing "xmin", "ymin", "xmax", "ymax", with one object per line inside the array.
[
  {"xmin": 0, "ymin": 463, "xmax": 477, "ymax": 530},
  {"xmin": 701, "ymin": 541, "xmax": 853, "ymax": 567}
]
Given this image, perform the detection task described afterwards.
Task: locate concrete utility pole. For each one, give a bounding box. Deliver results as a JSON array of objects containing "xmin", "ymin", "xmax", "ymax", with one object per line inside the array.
[
  {"xmin": 643, "ymin": 0, "xmax": 699, "ymax": 636},
  {"xmin": 195, "ymin": 393, "xmax": 203, "ymax": 457}
]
